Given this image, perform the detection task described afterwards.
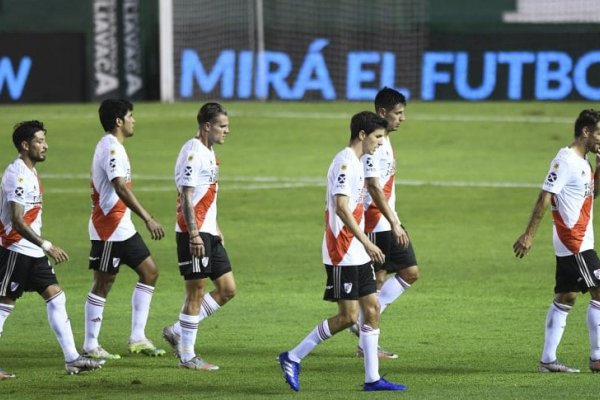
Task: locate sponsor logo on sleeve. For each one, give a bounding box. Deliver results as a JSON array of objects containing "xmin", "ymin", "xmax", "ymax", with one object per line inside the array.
[{"xmin": 545, "ymin": 172, "xmax": 557, "ymax": 185}]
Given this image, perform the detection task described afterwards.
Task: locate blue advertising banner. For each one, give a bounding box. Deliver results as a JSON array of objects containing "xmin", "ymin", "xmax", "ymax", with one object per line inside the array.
[{"xmin": 0, "ymin": 33, "xmax": 84, "ymax": 103}]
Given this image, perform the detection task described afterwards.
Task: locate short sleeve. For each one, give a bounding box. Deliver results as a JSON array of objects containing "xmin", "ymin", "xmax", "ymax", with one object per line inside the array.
[
  {"xmin": 176, "ymin": 150, "xmax": 203, "ymax": 188},
  {"xmin": 362, "ymin": 153, "xmax": 378, "ymax": 178},
  {"xmin": 330, "ymin": 161, "xmax": 353, "ymax": 197},
  {"xmin": 105, "ymin": 145, "xmax": 129, "ymax": 181},
  {"xmin": 542, "ymin": 157, "xmax": 570, "ymax": 194},
  {"xmin": 2, "ymin": 169, "xmax": 27, "ymax": 205}
]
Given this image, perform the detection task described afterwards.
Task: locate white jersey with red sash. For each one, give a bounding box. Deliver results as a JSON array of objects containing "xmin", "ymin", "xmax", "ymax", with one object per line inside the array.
[
  {"xmin": 322, "ymin": 147, "xmax": 371, "ymax": 266},
  {"xmin": 542, "ymin": 146, "xmax": 594, "ymax": 256},
  {"xmin": 89, "ymin": 134, "xmax": 136, "ymax": 242},
  {"xmin": 361, "ymin": 135, "xmax": 398, "ymax": 233},
  {"xmin": 0, "ymin": 158, "xmax": 44, "ymax": 257},
  {"xmin": 174, "ymin": 138, "xmax": 219, "ymax": 236}
]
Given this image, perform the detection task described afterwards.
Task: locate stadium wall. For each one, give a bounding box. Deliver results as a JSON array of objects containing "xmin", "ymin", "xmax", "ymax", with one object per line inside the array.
[
  {"xmin": 165, "ymin": 0, "xmax": 600, "ymax": 102},
  {"xmin": 0, "ymin": 0, "xmax": 159, "ymax": 103},
  {"xmin": 1, "ymin": 0, "xmax": 599, "ymax": 103}
]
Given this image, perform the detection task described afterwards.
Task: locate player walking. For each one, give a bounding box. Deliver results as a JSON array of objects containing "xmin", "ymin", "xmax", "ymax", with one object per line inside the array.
[
  {"xmin": 162, "ymin": 102, "xmax": 237, "ymax": 371},
  {"xmin": 514, "ymin": 109, "xmax": 600, "ymax": 373},
  {"xmin": 278, "ymin": 111, "xmax": 406, "ymax": 392},
  {"xmin": 0, "ymin": 121, "xmax": 104, "ymax": 376},
  {"xmin": 83, "ymin": 99, "xmax": 166, "ymax": 359}
]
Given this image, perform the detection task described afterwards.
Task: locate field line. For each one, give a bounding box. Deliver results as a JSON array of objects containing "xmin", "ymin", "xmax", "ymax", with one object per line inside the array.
[
  {"xmin": 39, "ymin": 174, "xmax": 539, "ymax": 193},
  {"xmin": 229, "ymin": 111, "xmax": 572, "ymax": 125},
  {"xmin": 5, "ymin": 109, "xmax": 573, "ymax": 124}
]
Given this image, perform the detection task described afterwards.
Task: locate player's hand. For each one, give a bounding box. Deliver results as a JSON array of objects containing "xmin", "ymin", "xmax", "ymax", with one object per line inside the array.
[
  {"xmin": 365, "ymin": 241, "xmax": 385, "ymax": 265},
  {"xmin": 145, "ymin": 217, "xmax": 165, "ymax": 240},
  {"xmin": 392, "ymin": 223, "xmax": 409, "ymax": 249},
  {"xmin": 513, "ymin": 234, "xmax": 532, "ymax": 258},
  {"xmin": 189, "ymin": 235, "xmax": 205, "ymax": 258},
  {"xmin": 46, "ymin": 245, "xmax": 69, "ymax": 264}
]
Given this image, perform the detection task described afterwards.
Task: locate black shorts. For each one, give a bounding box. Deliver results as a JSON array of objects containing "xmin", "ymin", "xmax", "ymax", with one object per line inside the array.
[
  {"xmin": 555, "ymin": 249, "xmax": 600, "ymax": 293},
  {"xmin": 89, "ymin": 232, "xmax": 151, "ymax": 275},
  {"xmin": 0, "ymin": 247, "xmax": 59, "ymax": 299},
  {"xmin": 323, "ymin": 262, "xmax": 377, "ymax": 302},
  {"xmin": 368, "ymin": 227, "xmax": 418, "ymax": 273},
  {"xmin": 176, "ymin": 232, "xmax": 232, "ymax": 281}
]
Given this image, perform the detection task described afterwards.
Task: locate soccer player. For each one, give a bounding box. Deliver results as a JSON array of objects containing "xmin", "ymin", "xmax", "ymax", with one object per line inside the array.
[
  {"xmin": 83, "ymin": 99, "xmax": 166, "ymax": 360},
  {"xmin": 161, "ymin": 102, "xmax": 236, "ymax": 371},
  {"xmin": 514, "ymin": 109, "xmax": 600, "ymax": 373},
  {"xmin": 0, "ymin": 120, "xmax": 104, "ymax": 376},
  {"xmin": 278, "ymin": 111, "xmax": 406, "ymax": 392},
  {"xmin": 350, "ymin": 87, "xmax": 418, "ymax": 359}
]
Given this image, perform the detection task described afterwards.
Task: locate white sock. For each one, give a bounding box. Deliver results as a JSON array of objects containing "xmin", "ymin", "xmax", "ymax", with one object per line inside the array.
[
  {"xmin": 179, "ymin": 313, "xmax": 200, "ymax": 362},
  {"xmin": 378, "ymin": 275, "xmax": 410, "ymax": 314},
  {"xmin": 360, "ymin": 324, "xmax": 381, "ymax": 383},
  {"xmin": 84, "ymin": 292, "xmax": 106, "ymax": 351},
  {"xmin": 46, "ymin": 291, "xmax": 79, "ymax": 362},
  {"xmin": 173, "ymin": 293, "xmax": 222, "ymax": 336},
  {"xmin": 130, "ymin": 282, "xmax": 154, "ymax": 342},
  {"xmin": 0, "ymin": 303, "xmax": 15, "ymax": 336},
  {"xmin": 199, "ymin": 293, "xmax": 220, "ymax": 322},
  {"xmin": 541, "ymin": 301, "xmax": 571, "ymax": 363},
  {"xmin": 588, "ymin": 300, "xmax": 600, "ymax": 360},
  {"xmin": 173, "ymin": 320, "xmax": 182, "ymax": 336},
  {"xmin": 288, "ymin": 320, "xmax": 332, "ymax": 363}
]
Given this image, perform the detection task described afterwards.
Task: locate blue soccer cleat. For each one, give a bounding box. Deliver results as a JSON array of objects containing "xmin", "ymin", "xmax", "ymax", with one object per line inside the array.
[
  {"xmin": 363, "ymin": 377, "xmax": 407, "ymax": 391},
  {"xmin": 278, "ymin": 352, "xmax": 300, "ymax": 391}
]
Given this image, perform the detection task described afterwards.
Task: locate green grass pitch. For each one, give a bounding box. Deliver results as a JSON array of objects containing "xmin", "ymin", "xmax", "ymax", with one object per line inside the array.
[{"xmin": 0, "ymin": 101, "xmax": 599, "ymax": 399}]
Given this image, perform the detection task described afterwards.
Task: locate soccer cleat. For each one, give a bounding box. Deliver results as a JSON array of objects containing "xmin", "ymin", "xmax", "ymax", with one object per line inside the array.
[
  {"xmin": 356, "ymin": 345, "xmax": 399, "ymax": 359},
  {"xmin": 538, "ymin": 360, "xmax": 580, "ymax": 373},
  {"xmin": 65, "ymin": 356, "xmax": 105, "ymax": 375},
  {"xmin": 364, "ymin": 377, "xmax": 407, "ymax": 391},
  {"xmin": 81, "ymin": 346, "xmax": 121, "ymax": 360},
  {"xmin": 0, "ymin": 368, "xmax": 15, "ymax": 380},
  {"xmin": 162, "ymin": 325, "xmax": 181, "ymax": 358},
  {"xmin": 179, "ymin": 356, "xmax": 219, "ymax": 371},
  {"xmin": 278, "ymin": 352, "xmax": 300, "ymax": 392},
  {"xmin": 590, "ymin": 359, "xmax": 600, "ymax": 373},
  {"xmin": 128, "ymin": 338, "xmax": 166, "ymax": 356}
]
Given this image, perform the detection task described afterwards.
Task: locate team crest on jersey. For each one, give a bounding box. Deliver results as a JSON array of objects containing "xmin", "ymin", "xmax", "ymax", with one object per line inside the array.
[
  {"xmin": 112, "ymin": 257, "xmax": 121, "ymax": 268},
  {"xmin": 187, "ymin": 152, "xmax": 194, "ymax": 161},
  {"xmin": 17, "ymin": 175, "xmax": 24, "ymax": 184},
  {"xmin": 14, "ymin": 187, "xmax": 24, "ymax": 197},
  {"xmin": 184, "ymin": 166, "xmax": 193, "ymax": 177},
  {"xmin": 344, "ymin": 283, "xmax": 353, "ymax": 293},
  {"xmin": 110, "ymin": 149, "xmax": 116, "ymax": 156},
  {"xmin": 594, "ymin": 269, "xmax": 600, "ymax": 280},
  {"xmin": 553, "ymin": 163, "xmax": 559, "ymax": 170},
  {"xmin": 545, "ymin": 172, "xmax": 557, "ymax": 184},
  {"xmin": 10, "ymin": 282, "xmax": 19, "ymax": 292},
  {"xmin": 341, "ymin": 164, "xmax": 347, "ymax": 171}
]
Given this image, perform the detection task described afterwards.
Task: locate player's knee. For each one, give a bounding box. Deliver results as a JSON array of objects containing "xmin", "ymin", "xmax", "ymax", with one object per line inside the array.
[
  {"xmin": 139, "ymin": 267, "xmax": 159, "ymax": 285},
  {"xmin": 362, "ymin": 302, "xmax": 380, "ymax": 323},
  {"xmin": 399, "ymin": 266, "xmax": 419, "ymax": 285},
  {"xmin": 340, "ymin": 314, "xmax": 358, "ymax": 328},
  {"xmin": 220, "ymin": 286, "xmax": 236, "ymax": 303},
  {"xmin": 555, "ymin": 292, "xmax": 577, "ymax": 306},
  {"xmin": 93, "ymin": 276, "xmax": 115, "ymax": 297}
]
